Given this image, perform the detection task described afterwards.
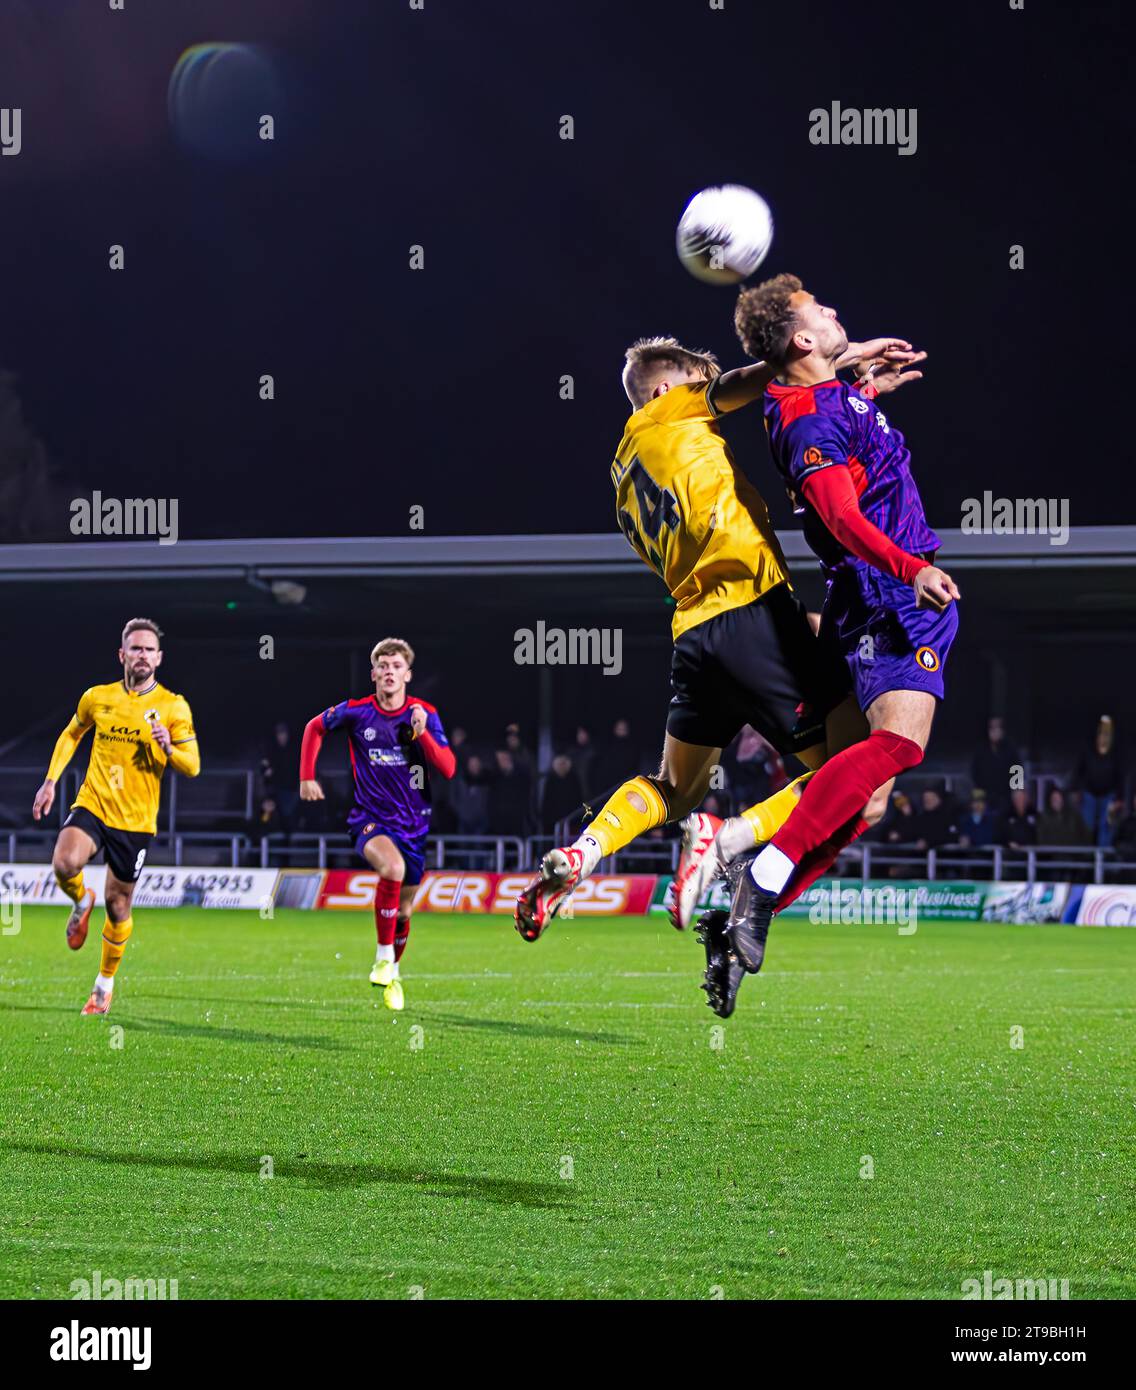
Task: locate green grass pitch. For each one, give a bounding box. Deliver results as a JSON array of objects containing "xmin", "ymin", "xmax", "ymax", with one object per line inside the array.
[{"xmin": 1, "ymin": 906, "xmax": 1133, "ymax": 1299}]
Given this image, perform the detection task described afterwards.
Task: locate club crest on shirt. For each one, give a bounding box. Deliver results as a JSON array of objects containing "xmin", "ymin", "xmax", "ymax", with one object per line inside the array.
[
  {"xmin": 915, "ymin": 646, "xmax": 940, "ymax": 672},
  {"xmin": 849, "ymin": 396, "xmax": 870, "ymax": 414},
  {"xmin": 363, "ymin": 727, "xmax": 376, "ymax": 740}
]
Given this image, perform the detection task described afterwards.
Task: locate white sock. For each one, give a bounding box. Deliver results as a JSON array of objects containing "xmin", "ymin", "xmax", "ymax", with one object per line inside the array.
[
  {"xmin": 749, "ymin": 844, "xmax": 796, "ymax": 896},
  {"xmin": 717, "ymin": 815, "xmax": 755, "ymax": 862},
  {"xmin": 572, "ymin": 833, "xmax": 604, "ymax": 877},
  {"xmin": 392, "ymin": 961, "xmax": 400, "ymax": 980},
  {"xmin": 375, "ymin": 944, "xmax": 395, "ymax": 963},
  {"xmin": 95, "ymin": 973, "xmax": 115, "ymax": 993}
]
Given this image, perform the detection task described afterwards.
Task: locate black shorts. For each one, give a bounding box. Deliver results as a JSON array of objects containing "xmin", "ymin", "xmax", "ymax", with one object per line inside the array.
[
  {"xmin": 63, "ymin": 806, "xmax": 152, "ymax": 883},
  {"xmin": 667, "ymin": 584, "xmax": 850, "ymax": 754}
]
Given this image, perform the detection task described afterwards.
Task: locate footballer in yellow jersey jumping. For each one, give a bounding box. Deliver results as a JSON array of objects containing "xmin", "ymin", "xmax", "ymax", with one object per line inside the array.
[
  {"xmin": 515, "ymin": 332, "xmax": 923, "ymax": 955},
  {"xmin": 31, "ymin": 617, "xmax": 200, "ymax": 1016}
]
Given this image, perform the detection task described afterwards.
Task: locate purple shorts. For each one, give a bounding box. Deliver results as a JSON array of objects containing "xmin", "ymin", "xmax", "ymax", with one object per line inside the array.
[
  {"xmin": 347, "ymin": 809, "xmax": 427, "ymax": 885},
  {"xmin": 820, "ymin": 566, "xmax": 959, "ymax": 712}
]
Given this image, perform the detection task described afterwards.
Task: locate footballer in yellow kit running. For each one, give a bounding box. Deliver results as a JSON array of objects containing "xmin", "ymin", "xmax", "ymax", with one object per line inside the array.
[
  {"xmin": 31, "ymin": 617, "xmax": 201, "ymax": 1016},
  {"xmin": 515, "ymin": 333, "xmax": 921, "ymax": 946}
]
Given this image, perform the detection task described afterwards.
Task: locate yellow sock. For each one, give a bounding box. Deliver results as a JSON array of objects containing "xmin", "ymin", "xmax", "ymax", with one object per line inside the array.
[
  {"xmin": 57, "ymin": 869, "xmax": 86, "ymax": 904},
  {"xmin": 740, "ymin": 772, "xmax": 815, "ymax": 846},
  {"xmin": 99, "ymin": 916, "xmax": 134, "ymax": 979},
  {"xmin": 582, "ymin": 775, "xmax": 670, "ymax": 857}
]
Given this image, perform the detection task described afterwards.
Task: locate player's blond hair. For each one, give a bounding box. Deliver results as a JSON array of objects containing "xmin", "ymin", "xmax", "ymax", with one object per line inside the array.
[
  {"xmin": 371, "ymin": 637, "xmax": 414, "ymax": 667},
  {"xmin": 622, "ymin": 336, "xmax": 720, "ymax": 407},
  {"xmin": 121, "ymin": 617, "xmax": 163, "ymax": 646}
]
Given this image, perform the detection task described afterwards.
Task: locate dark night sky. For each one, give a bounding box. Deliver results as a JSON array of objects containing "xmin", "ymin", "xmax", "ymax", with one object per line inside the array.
[{"xmin": 0, "ymin": 0, "xmax": 1131, "ymax": 542}]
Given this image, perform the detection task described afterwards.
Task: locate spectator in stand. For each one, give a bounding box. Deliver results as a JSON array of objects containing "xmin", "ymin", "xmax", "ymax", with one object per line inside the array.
[
  {"xmin": 1004, "ymin": 788, "xmax": 1037, "ymax": 850},
  {"xmin": 721, "ymin": 725, "xmax": 774, "ymax": 814},
  {"xmin": 573, "ymin": 726, "xmax": 595, "ymax": 800},
  {"xmin": 589, "ymin": 717, "xmax": 639, "ymax": 799},
  {"xmin": 958, "ymin": 789, "xmax": 1001, "ymax": 850},
  {"xmin": 1109, "ymin": 799, "xmax": 1136, "ymax": 883},
  {"xmin": 424, "ymin": 727, "xmax": 464, "ymax": 835},
  {"xmin": 503, "ymin": 723, "xmax": 535, "ymax": 778},
  {"xmin": 450, "ymin": 753, "xmax": 490, "ymax": 836},
  {"xmin": 1073, "ymin": 715, "xmax": 1124, "ymax": 847},
  {"xmin": 1111, "ymin": 795, "xmax": 1136, "ymax": 876},
  {"xmin": 540, "ymin": 753, "xmax": 584, "ymax": 835},
  {"xmin": 448, "ymin": 726, "xmax": 469, "ymax": 770},
  {"xmin": 487, "ymin": 747, "xmax": 533, "ymax": 835},
  {"xmin": 256, "ymin": 795, "xmax": 281, "ymax": 841},
  {"xmin": 909, "ymin": 786, "xmax": 960, "ymax": 850},
  {"xmin": 971, "ymin": 716, "xmax": 1021, "ymax": 814},
  {"xmin": 259, "ymin": 720, "xmax": 300, "ymax": 831},
  {"xmin": 869, "ymin": 789, "xmax": 917, "ymax": 874},
  {"xmin": 1036, "ymin": 787, "xmax": 1091, "ymax": 846},
  {"xmin": 260, "ymin": 720, "xmax": 290, "ymax": 779},
  {"xmin": 879, "ymin": 789, "xmax": 917, "ymax": 843}
]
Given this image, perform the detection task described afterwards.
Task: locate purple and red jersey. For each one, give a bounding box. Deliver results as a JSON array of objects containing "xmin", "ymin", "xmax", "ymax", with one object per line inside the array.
[
  {"xmin": 322, "ymin": 695, "xmax": 449, "ymax": 842},
  {"xmin": 763, "ymin": 378, "xmax": 939, "ymax": 575}
]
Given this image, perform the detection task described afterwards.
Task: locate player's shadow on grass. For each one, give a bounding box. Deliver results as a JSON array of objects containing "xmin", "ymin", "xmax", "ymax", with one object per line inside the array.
[
  {"xmin": 0, "ymin": 1001, "xmax": 345, "ymax": 1051},
  {"xmin": 420, "ymin": 1009, "xmax": 640, "ymax": 1046},
  {"xmin": 121, "ymin": 1014, "xmax": 350, "ymax": 1052},
  {"xmin": 1, "ymin": 1140, "xmax": 571, "ymax": 1209},
  {"xmin": 0, "ymin": 1000, "xmax": 90, "ymax": 1019}
]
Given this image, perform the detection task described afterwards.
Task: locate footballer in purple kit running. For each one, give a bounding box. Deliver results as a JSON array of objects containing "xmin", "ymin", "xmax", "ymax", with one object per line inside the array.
[
  {"xmin": 699, "ymin": 274, "xmax": 960, "ymax": 1015},
  {"xmin": 299, "ymin": 637, "xmax": 455, "ymax": 1010}
]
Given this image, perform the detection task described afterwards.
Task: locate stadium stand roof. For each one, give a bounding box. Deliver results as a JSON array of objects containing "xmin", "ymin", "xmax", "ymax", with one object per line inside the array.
[
  {"xmin": 1, "ymin": 528, "xmax": 1131, "ymax": 766},
  {"xmin": 2, "ymin": 526, "xmax": 1134, "ymax": 582},
  {"xmin": 3, "ymin": 529, "xmax": 1133, "ymax": 650}
]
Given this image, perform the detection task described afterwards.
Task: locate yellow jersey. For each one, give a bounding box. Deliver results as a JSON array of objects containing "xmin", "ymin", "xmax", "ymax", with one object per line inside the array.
[
  {"xmin": 47, "ymin": 680, "xmax": 199, "ymax": 835},
  {"xmin": 612, "ymin": 380, "xmax": 790, "ymax": 640}
]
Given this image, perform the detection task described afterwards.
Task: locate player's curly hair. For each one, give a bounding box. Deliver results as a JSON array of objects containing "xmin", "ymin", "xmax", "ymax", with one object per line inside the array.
[
  {"xmin": 734, "ymin": 272, "xmax": 803, "ymax": 364},
  {"xmin": 121, "ymin": 617, "xmax": 163, "ymax": 645},
  {"xmin": 371, "ymin": 637, "xmax": 414, "ymax": 667},
  {"xmin": 622, "ymin": 336, "xmax": 720, "ymax": 406}
]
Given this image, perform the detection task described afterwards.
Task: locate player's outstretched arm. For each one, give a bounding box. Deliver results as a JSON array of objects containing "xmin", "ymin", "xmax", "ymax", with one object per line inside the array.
[
  {"xmin": 299, "ymin": 714, "xmax": 326, "ymax": 800},
  {"xmin": 708, "ymin": 361, "xmax": 775, "ymax": 413},
  {"xmin": 801, "ymin": 466, "xmax": 960, "ymax": 608},
  {"xmin": 837, "ymin": 337, "xmax": 912, "ymax": 370},
  {"xmin": 855, "ymin": 349, "xmax": 927, "ymax": 397},
  {"xmin": 32, "ymin": 704, "xmax": 93, "ymax": 820},
  {"xmin": 838, "ymin": 340, "xmax": 926, "ymax": 397}
]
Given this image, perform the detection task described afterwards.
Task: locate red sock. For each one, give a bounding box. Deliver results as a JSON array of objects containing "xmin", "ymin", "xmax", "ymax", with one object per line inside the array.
[
  {"xmin": 772, "ymin": 730, "xmax": 923, "ymax": 865},
  {"xmin": 394, "ymin": 916, "xmax": 411, "ymax": 963},
  {"xmin": 374, "ymin": 877, "xmax": 400, "ymax": 946},
  {"xmin": 776, "ymin": 815, "xmax": 870, "ymax": 913}
]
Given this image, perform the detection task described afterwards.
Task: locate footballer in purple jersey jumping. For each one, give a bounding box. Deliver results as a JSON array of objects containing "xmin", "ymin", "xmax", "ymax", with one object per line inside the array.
[
  {"xmin": 701, "ymin": 274, "xmax": 960, "ymax": 1015},
  {"xmin": 299, "ymin": 637, "xmax": 455, "ymax": 1010}
]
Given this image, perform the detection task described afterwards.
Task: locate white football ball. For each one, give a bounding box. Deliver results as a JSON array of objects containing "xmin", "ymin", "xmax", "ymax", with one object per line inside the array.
[{"xmin": 676, "ymin": 184, "xmax": 774, "ymax": 285}]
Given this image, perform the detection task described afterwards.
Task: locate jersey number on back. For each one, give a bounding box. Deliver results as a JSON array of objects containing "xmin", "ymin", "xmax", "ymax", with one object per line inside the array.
[{"xmin": 618, "ymin": 458, "xmax": 679, "ymax": 575}]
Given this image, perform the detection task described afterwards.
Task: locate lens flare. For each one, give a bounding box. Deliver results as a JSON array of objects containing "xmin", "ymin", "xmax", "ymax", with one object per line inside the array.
[{"xmin": 168, "ymin": 42, "xmax": 282, "ymax": 162}]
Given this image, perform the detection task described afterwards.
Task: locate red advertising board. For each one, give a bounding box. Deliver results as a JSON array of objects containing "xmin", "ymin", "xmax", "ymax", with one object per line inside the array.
[{"xmin": 314, "ymin": 869, "xmax": 657, "ymax": 916}]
